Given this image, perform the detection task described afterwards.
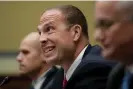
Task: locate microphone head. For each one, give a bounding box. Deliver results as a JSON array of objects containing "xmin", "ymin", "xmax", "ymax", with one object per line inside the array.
[{"xmin": 0, "ymin": 76, "xmax": 11, "ymax": 87}]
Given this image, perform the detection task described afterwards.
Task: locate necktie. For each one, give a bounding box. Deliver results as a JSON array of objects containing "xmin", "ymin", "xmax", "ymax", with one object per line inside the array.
[
  {"xmin": 122, "ymin": 71, "xmax": 133, "ymax": 89},
  {"xmin": 62, "ymin": 77, "xmax": 67, "ymax": 89}
]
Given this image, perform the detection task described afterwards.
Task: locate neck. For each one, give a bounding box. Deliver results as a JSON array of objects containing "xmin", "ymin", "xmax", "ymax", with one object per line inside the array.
[
  {"xmin": 61, "ymin": 36, "xmax": 89, "ymax": 73},
  {"xmin": 74, "ymin": 38, "xmax": 89, "ymax": 61},
  {"xmin": 61, "ymin": 59, "xmax": 74, "ymax": 73}
]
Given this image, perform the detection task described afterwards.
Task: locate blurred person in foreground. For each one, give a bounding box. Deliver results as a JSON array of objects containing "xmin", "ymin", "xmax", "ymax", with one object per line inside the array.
[
  {"xmin": 17, "ymin": 32, "xmax": 59, "ymax": 89},
  {"xmin": 95, "ymin": 1, "xmax": 133, "ymax": 89},
  {"xmin": 37, "ymin": 5, "xmax": 115, "ymax": 89}
]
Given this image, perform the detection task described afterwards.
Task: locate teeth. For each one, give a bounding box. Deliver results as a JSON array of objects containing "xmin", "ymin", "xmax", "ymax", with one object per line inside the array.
[
  {"xmin": 49, "ymin": 48, "xmax": 53, "ymax": 51},
  {"xmin": 44, "ymin": 47, "xmax": 53, "ymax": 53},
  {"xmin": 45, "ymin": 49, "xmax": 49, "ymax": 53}
]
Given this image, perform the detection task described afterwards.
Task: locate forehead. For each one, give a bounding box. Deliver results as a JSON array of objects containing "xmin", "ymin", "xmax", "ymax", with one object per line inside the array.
[
  {"xmin": 20, "ymin": 39, "xmax": 38, "ymax": 51},
  {"xmin": 40, "ymin": 9, "xmax": 64, "ymax": 25},
  {"xmin": 96, "ymin": 1, "xmax": 118, "ymax": 20}
]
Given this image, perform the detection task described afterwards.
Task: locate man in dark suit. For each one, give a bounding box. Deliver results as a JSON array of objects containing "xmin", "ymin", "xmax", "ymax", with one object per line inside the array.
[
  {"xmin": 16, "ymin": 32, "xmax": 59, "ymax": 89},
  {"xmin": 95, "ymin": 1, "xmax": 133, "ymax": 89},
  {"xmin": 38, "ymin": 5, "xmax": 115, "ymax": 89}
]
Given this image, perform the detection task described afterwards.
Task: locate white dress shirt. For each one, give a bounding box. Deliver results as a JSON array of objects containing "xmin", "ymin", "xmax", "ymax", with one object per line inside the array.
[
  {"xmin": 66, "ymin": 45, "xmax": 88, "ymax": 81},
  {"xmin": 32, "ymin": 68, "xmax": 51, "ymax": 89}
]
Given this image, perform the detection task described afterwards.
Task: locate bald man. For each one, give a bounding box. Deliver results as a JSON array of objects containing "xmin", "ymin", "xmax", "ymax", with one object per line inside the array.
[{"xmin": 17, "ymin": 32, "xmax": 59, "ymax": 89}]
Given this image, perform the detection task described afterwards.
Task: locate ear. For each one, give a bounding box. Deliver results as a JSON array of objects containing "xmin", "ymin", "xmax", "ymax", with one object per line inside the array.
[{"xmin": 70, "ymin": 24, "xmax": 82, "ymax": 41}]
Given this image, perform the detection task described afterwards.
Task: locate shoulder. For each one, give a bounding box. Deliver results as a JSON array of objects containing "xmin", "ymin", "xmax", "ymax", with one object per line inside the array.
[
  {"xmin": 81, "ymin": 52, "xmax": 116, "ymax": 70},
  {"xmin": 73, "ymin": 45, "xmax": 117, "ymax": 79},
  {"xmin": 89, "ymin": 45, "xmax": 102, "ymax": 54},
  {"xmin": 76, "ymin": 58, "xmax": 116, "ymax": 78},
  {"xmin": 83, "ymin": 45, "xmax": 101, "ymax": 58},
  {"xmin": 82, "ymin": 44, "xmax": 116, "ymax": 67},
  {"xmin": 67, "ymin": 57, "xmax": 116, "ymax": 89},
  {"xmin": 73, "ymin": 47, "xmax": 116, "ymax": 79}
]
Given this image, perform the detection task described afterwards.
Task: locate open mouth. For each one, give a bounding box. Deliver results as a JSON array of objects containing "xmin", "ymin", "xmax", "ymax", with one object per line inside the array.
[{"xmin": 42, "ymin": 46, "xmax": 55, "ymax": 55}]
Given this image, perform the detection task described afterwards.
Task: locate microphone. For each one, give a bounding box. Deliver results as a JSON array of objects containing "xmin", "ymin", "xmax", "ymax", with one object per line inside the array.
[{"xmin": 0, "ymin": 76, "xmax": 10, "ymax": 87}]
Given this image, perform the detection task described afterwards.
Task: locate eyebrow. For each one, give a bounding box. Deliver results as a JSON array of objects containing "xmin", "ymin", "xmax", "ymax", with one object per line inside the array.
[
  {"xmin": 37, "ymin": 22, "xmax": 54, "ymax": 31},
  {"xmin": 96, "ymin": 19, "xmax": 114, "ymax": 25}
]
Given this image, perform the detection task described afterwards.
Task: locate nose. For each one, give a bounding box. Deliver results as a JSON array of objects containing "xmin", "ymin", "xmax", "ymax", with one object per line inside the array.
[
  {"xmin": 16, "ymin": 53, "xmax": 22, "ymax": 63},
  {"xmin": 39, "ymin": 33, "xmax": 48, "ymax": 45},
  {"xmin": 94, "ymin": 29, "xmax": 105, "ymax": 43}
]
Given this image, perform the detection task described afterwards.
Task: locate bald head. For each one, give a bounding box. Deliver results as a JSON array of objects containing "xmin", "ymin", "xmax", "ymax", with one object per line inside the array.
[
  {"xmin": 23, "ymin": 32, "xmax": 39, "ymax": 41},
  {"xmin": 21, "ymin": 32, "xmax": 41, "ymax": 52}
]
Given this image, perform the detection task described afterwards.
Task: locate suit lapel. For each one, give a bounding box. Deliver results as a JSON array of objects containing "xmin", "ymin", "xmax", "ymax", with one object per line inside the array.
[{"xmin": 82, "ymin": 44, "xmax": 92, "ymax": 59}]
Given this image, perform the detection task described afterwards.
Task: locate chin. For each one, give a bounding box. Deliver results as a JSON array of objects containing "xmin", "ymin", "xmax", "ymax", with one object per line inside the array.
[
  {"xmin": 19, "ymin": 71, "xmax": 25, "ymax": 75},
  {"xmin": 102, "ymin": 50, "xmax": 114, "ymax": 60},
  {"xmin": 19, "ymin": 70, "xmax": 28, "ymax": 75},
  {"xmin": 46, "ymin": 57, "xmax": 60, "ymax": 65},
  {"xmin": 46, "ymin": 60, "xmax": 54, "ymax": 65}
]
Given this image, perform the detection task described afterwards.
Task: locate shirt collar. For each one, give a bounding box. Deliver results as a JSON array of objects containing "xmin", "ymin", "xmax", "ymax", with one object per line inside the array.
[{"xmin": 66, "ymin": 45, "xmax": 88, "ymax": 81}]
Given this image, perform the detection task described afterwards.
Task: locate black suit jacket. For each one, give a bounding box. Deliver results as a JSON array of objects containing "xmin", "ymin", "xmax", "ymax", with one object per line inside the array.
[
  {"xmin": 47, "ymin": 45, "xmax": 116, "ymax": 89},
  {"xmin": 64, "ymin": 45, "xmax": 116, "ymax": 89},
  {"xmin": 106, "ymin": 64, "xmax": 133, "ymax": 89}
]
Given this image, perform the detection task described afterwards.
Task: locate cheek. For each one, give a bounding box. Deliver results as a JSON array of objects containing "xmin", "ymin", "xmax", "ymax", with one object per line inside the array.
[
  {"xmin": 27, "ymin": 59, "xmax": 42, "ymax": 71},
  {"xmin": 59, "ymin": 34, "xmax": 73, "ymax": 48},
  {"xmin": 54, "ymin": 33, "xmax": 74, "ymax": 49},
  {"xmin": 27, "ymin": 54, "xmax": 39, "ymax": 65},
  {"xmin": 113, "ymin": 23, "xmax": 133, "ymax": 42},
  {"xmin": 107, "ymin": 24, "xmax": 123, "ymax": 45},
  {"xmin": 50, "ymin": 31, "xmax": 73, "ymax": 44}
]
